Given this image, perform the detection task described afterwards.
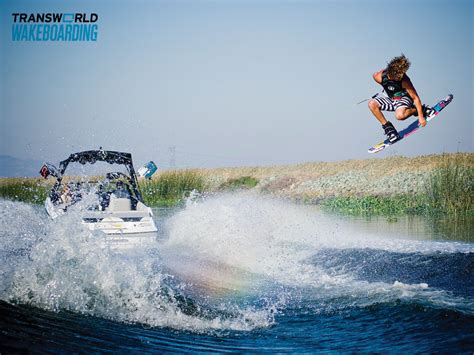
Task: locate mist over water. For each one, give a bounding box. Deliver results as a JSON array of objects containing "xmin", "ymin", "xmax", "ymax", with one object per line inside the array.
[{"xmin": 1, "ymin": 194, "xmax": 473, "ymax": 351}]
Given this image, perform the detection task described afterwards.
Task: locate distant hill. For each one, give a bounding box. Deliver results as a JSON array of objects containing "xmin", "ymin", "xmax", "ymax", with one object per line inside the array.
[{"xmin": 0, "ymin": 155, "xmax": 43, "ymax": 177}]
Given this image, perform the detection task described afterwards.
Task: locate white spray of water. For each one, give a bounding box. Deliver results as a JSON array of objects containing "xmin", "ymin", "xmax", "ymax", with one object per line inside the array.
[
  {"xmin": 1, "ymin": 193, "xmax": 473, "ymax": 332},
  {"xmin": 0, "ymin": 198, "xmax": 275, "ymax": 332},
  {"xmin": 162, "ymin": 193, "xmax": 474, "ymax": 313}
]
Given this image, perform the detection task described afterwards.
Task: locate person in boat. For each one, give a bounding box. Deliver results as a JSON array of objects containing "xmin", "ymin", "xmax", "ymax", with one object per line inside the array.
[
  {"xmin": 368, "ymin": 54, "xmax": 433, "ymax": 143},
  {"xmin": 59, "ymin": 182, "xmax": 83, "ymax": 206},
  {"xmin": 60, "ymin": 184, "xmax": 72, "ymax": 205},
  {"xmin": 112, "ymin": 180, "xmax": 131, "ymax": 199}
]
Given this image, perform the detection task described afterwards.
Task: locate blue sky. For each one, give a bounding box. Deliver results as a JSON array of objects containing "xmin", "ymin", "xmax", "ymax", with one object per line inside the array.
[{"xmin": 1, "ymin": 0, "xmax": 472, "ymax": 169}]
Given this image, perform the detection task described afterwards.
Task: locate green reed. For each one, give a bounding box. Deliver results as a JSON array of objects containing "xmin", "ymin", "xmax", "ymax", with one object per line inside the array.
[
  {"xmin": 140, "ymin": 170, "xmax": 208, "ymax": 206},
  {"xmin": 321, "ymin": 194, "xmax": 427, "ymax": 216},
  {"xmin": 425, "ymin": 153, "xmax": 473, "ymax": 217},
  {"xmin": 0, "ymin": 178, "xmax": 50, "ymax": 205}
]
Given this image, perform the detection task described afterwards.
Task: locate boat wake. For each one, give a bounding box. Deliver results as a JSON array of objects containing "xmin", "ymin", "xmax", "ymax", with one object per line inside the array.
[{"xmin": 0, "ymin": 194, "xmax": 473, "ymax": 334}]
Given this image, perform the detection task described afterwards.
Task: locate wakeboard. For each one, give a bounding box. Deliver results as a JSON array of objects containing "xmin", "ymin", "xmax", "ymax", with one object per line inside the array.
[{"xmin": 368, "ymin": 94, "xmax": 453, "ymax": 154}]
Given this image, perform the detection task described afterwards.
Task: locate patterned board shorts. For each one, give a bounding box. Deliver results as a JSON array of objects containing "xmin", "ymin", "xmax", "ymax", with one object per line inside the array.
[{"xmin": 373, "ymin": 94, "xmax": 414, "ymax": 111}]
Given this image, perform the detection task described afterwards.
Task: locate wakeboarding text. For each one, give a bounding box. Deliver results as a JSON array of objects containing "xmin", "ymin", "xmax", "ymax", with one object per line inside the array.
[{"xmin": 11, "ymin": 13, "xmax": 99, "ymax": 42}]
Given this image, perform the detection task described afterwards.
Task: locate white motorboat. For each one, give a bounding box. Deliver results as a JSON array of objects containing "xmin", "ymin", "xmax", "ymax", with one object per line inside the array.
[{"xmin": 40, "ymin": 150, "xmax": 158, "ymax": 251}]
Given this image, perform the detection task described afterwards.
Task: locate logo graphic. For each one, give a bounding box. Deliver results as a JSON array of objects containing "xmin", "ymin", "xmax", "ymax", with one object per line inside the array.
[
  {"xmin": 11, "ymin": 13, "xmax": 99, "ymax": 42},
  {"xmin": 388, "ymin": 86, "xmax": 395, "ymax": 91}
]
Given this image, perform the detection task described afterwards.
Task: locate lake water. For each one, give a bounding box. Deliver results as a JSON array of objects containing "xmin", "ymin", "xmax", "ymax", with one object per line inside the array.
[{"xmin": 1, "ymin": 194, "xmax": 473, "ymax": 352}]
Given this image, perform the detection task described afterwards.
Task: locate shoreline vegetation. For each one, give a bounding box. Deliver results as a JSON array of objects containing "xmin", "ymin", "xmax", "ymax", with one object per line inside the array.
[{"xmin": 1, "ymin": 153, "xmax": 472, "ymax": 219}]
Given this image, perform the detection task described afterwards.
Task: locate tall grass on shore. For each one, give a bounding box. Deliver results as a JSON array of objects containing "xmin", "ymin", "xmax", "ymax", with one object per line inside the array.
[
  {"xmin": 140, "ymin": 170, "xmax": 208, "ymax": 206},
  {"xmin": 321, "ymin": 194, "xmax": 426, "ymax": 216},
  {"xmin": 1, "ymin": 154, "xmax": 471, "ymax": 214},
  {"xmin": 0, "ymin": 178, "xmax": 50, "ymax": 204},
  {"xmin": 425, "ymin": 153, "xmax": 473, "ymax": 217},
  {"xmin": 322, "ymin": 153, "xmax": 473, "ymax": 218},
  {"xmin": 0, "ymin": 171, "xmax": 208, "ymax": 207}
]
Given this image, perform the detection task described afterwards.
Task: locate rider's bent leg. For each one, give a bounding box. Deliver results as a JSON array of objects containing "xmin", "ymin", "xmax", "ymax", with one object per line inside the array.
[
  {"xmin": 395, "ymin": 107, "xmax": 417, "ymax": 121},
  {"xmin": 368, "ymin": 99, "xmax": 388, "ymax": 125}
]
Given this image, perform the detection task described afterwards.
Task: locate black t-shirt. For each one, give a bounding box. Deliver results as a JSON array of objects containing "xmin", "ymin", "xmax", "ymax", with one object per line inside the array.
[{"xmin": 381, "ymin": 70, "xmax": 407, "ymax": 98}]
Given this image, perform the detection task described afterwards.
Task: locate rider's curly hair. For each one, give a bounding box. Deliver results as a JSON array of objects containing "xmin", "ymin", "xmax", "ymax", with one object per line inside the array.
[{"xmin": 387, "ymin": 54, "xmax": 411, "ymax": 80}]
